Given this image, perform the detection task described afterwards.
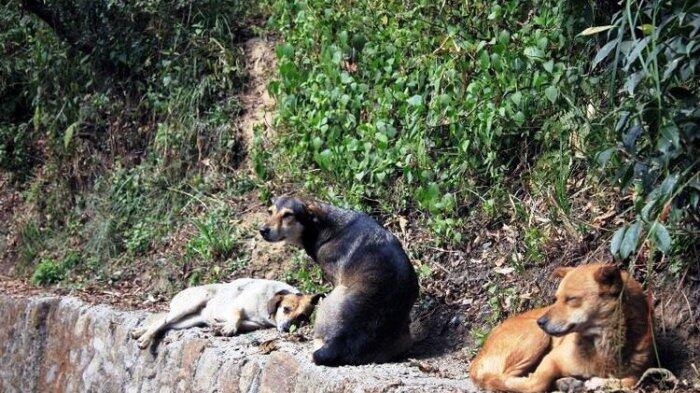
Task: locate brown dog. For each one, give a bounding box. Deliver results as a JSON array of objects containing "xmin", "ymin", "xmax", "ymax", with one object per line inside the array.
[{"xmin": 470, "ymin": 264, "xmax": 653, "ymax": 392}]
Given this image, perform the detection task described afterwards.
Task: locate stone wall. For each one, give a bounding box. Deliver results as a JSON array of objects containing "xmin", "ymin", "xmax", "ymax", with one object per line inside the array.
[{"xmin": 0, "ymin": 294, "xmax": 478, "ymax": 392}]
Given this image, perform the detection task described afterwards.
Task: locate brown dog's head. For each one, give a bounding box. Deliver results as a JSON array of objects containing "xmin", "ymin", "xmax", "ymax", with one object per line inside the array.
[
  {"xmin": 537, "ymin": 264, "xmax": 624, "ymax": 337},
  {"xmin": 259, "ymin": 197, "xmax": 319, "ymax": 245},
  {"xmin": 267, "ymin": 289, "xmax": 324, "ymax": 332}
]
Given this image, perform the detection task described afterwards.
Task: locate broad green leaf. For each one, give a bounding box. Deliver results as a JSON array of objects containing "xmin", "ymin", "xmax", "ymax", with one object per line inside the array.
[
  {"xmin": 579, "ymin": 25, "xmax": 615, "ymax": 36},
  {"xmin": 276, "ymin": 43, "xmax": 294, "ymax": 58},
  {"xmin": 63, "ymin": 121, "xmax": 80, "ymax": 149},
  {"xmin": 592, "ymin": 40, "xmax": 617, "ymax": 69},
  {"xmin": 524, "ymin": 46, "xmax": 545, "ymax": 59},
  {"xmin": 658, "ymin": 123, "xmax": 680, "ymax": 153},
  {"xmin": 407, "ymin": 95, "xmax": 422, "ymax": 106},
  {"xmin": 659, "ymin": 174, "xmax": 679, "ymax": 197},
  {"xmin": 624, "ymin": 71, "xmax": 645, "ymax": 95},
  {"xmin": 513, "ymin": 111, "xmax": 525, "ymax": 126},
  {"xmin": 620, "ymin": 222, "xmax": 641, "ymax": 259},
  {"xmin": 596, "ymin": 147, "xmax": 615, "ymax": 167},
  {"xmin": 610, "ymin": 226, "xmax": 626, "ymax": 257},
  {"xmin": 653, "ymin": 223, "xmax": 671, "ymax": 253},
  {"xmin": 543, "ymin": 60, "xmax": 554, "ymax": 73},
  {"xmin": 624, "ymin": 37, "xmax": 650, "ymax": 69},
  {"xmin": 545, "ymin": 86, "xmax": 558, "ymax": 103},
  {"xmin": 622, "ymin": 125, "xmax": 642, "ymax": 153},
  {"xmin": 511, "ymin": 91, "xmax": 522, "ymax": 106},
  {"xmin": 314, "ymin": 149, "xmax": 333, "ymax": 171}
]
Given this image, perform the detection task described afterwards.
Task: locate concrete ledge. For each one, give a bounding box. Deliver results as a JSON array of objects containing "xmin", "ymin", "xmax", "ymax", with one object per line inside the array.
[{"xmin": 0, "ymin": 294, "xmax": 478, "ymax": 392}]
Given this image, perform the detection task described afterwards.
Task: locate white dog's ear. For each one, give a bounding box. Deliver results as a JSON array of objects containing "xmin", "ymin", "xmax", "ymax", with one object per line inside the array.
[{"xmin": 267, "ymin": 289, "xmax": 291, "ymax": 317}]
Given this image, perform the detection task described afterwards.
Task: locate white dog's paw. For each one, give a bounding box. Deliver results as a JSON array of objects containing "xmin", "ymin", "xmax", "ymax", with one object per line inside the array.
[
  {"xmin": 312, "ymin": 338, "xmax": 324, "ymax": 351},
  {"xmin": 212, "ymin": 321, "xmax": 238, "ymax": 336},
  {"xmin": 137, "ymin": 335, "xmax": 152, "ymax": 349},
  {"xmin": 131, "ymin": 327, "xmax": 146, "ymax": 339}
]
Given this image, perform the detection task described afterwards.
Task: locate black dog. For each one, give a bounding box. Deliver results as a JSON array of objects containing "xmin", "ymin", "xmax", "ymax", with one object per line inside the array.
[{"xmin": 259, "ymin": 197, "xmax": 419, "ymax": 366}]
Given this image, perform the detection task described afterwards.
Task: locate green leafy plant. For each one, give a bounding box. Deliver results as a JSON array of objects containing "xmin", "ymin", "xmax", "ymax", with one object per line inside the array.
[
  {"xmin": 186, "ymin": 210, "xmax": 241, "ymax": 262},
  {"xmin": 585, "ymin": 0, "xmax": 699, "ymax": 263},
  {"xmin": 31, "ymin": 258, "xmax": 65, "ymax": 286},
  {"xmin": 263, "ymin": 0, "xmax": 584, "ymax": 242}
]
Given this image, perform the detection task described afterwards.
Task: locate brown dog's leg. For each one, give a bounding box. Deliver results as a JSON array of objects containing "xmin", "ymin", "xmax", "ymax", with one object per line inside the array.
[{"xmin": 495, "ymin": 354, "xmax": 562, "ymax": 393}]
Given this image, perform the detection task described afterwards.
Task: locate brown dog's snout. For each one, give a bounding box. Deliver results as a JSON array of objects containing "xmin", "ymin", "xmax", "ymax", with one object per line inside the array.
[
  {"xmin": 537, "ymin": 316, "xmax": 548, "ymax": 329},
  {"xmin": 259, "ymin": 225, "xmax": 270, "ymax": 237}
]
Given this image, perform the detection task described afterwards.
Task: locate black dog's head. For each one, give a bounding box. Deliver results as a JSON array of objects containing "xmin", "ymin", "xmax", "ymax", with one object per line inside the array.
[{"xmin": 259, "ymin": 197, "xmax": 319, "ymax": 245}]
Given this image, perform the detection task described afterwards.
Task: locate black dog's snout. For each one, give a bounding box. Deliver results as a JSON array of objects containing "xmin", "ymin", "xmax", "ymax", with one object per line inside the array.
[{"xmin": 537, "ymin": 316, "xmax": 548, "ymax": 328}]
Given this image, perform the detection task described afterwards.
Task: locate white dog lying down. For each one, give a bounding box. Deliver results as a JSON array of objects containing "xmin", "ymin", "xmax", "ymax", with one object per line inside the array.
[{"xmin": 131, "ymin": 278, "xmax": 322, "ymax": 349}]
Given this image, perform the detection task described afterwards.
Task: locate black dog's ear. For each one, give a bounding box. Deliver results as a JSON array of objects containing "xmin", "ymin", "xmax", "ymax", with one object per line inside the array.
[
  {"xmin": 298, "ymin": 199, "xmax": 323, "ymax": 225},
  {"xmin": 310, "ymin": 293, "xmax": 325, "ymax": 305},
  {"xmin": 267, "ymin": 289, "xmax": 291, "ymax": 317}
]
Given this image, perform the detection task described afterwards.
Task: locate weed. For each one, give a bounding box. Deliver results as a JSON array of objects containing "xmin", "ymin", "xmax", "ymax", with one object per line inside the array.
[
  {"xmin": 186, "ymin": 209, "xmax": 241, "ymax": 262},
  {"xmin": 523, "ymin": 227, "xmax": 546, "ymax": 265},
  {"xmin": 18, "ymin": 221, "xmax": 43, "ymax": 269},
  {"xmin": 469, "ymin": 326, "xmax": 491, "ymax": 354},
  {"xmin": 31, "ymin": 258, "xmax": 64, "ymax": 286}
]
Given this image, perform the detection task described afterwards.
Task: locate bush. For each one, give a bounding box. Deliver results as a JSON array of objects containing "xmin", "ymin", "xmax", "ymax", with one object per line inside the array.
[
  {"xmin": 263, "ymin": 0, "xmax": 591, "ymax": 240},
  {"xmin": 585, "ymin": 0, "xmax": 699, "ymax": 264},
  {"xmin": 31, "ymin": 258, "xmax": 65, "ymax": 286},
  {"xmin": 186, "ymin": 209, "xmax": 241, "ymax": 262}
]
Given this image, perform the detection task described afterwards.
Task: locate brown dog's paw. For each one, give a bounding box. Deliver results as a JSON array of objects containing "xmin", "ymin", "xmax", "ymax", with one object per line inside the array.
[
  {"xmin": 555, "ymin": 377, "xmax": 585, "ymax": 392},
  {"xmin": 584, "ymin": 377, "xmax": 628, "ymax": 391}
]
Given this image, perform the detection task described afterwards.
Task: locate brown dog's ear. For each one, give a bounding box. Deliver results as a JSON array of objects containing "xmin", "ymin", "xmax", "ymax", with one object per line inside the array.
[
  {"xmin": 267, "ymin": 289, "xmax": 291, "ymax": 317},
  {"xmin": 310, "ymin": 293, "xmax": 325, "ymax": 305},
  {"xmin": 594, "ymin": 265, "xmax": 622, "ymax": 292},
  {"xmin": 551, "ymin": 266, "xmax": 574, "ymax": 280}
]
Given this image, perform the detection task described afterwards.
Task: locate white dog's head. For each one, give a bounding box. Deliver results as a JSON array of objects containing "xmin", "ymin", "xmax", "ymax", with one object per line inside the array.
[{"xmin": 267, "ymin": 290, "xmax": 323, "ymax": 332}]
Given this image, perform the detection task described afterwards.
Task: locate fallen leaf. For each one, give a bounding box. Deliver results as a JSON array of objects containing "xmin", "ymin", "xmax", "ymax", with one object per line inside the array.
[
  {"xmin": 259, "ymin": 339, "xmax": 278, "ymax": 354},
  {"xmin": 493, "ymin": 267, "xmax": 515, "ymax": 275}
]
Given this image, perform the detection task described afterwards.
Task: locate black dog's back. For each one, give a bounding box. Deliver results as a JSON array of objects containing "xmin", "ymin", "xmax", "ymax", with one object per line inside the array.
[{"xmin": 310, "ymin": 208, "xmax": 419, "ymax": 366}]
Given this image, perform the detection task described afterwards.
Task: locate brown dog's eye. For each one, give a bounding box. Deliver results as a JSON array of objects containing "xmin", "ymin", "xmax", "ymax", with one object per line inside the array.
[
  {"xmin": 282, "ymin": 212, "xmax": 293, "ymax": 219},
  {"xmin": 565, "ymin": 296, "xmax": 579, "ymax": 303},
  {"xmin": 283, "ymin": 306, "xmax": 291, "ymax": 314}
]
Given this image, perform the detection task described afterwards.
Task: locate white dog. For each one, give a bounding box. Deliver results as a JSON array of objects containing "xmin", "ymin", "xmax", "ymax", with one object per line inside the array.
[{"xmin": 131, "ymin": 278, "xmax": 321, "ymax": 349}]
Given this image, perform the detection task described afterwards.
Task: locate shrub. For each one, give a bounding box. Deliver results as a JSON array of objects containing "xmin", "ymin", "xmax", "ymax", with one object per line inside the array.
[
  {"xmin": 263, "ymin": 0, "xmax": 590, "ymax": 240},
  {"xmin": 31, "ymin": 258, "xmax": 65, "ymax": 286},
  {"xmin": 585, "ymin": 0, "xmax": 699, "ymax": 264},
  {"xmin": 186, "ymin": 209, "xmax": 241, "ymax": 262}
]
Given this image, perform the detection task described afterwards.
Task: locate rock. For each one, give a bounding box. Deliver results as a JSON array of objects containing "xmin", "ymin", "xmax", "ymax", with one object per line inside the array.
[{"xmin": 0, "ymin": 293, "xmax": 479, "ymax": 392}]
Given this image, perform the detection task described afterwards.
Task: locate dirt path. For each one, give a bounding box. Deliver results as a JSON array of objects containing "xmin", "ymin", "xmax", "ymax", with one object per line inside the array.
[{"xmin": 238, "ymin": 37, "xmax": 277, "ymax": 170}]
